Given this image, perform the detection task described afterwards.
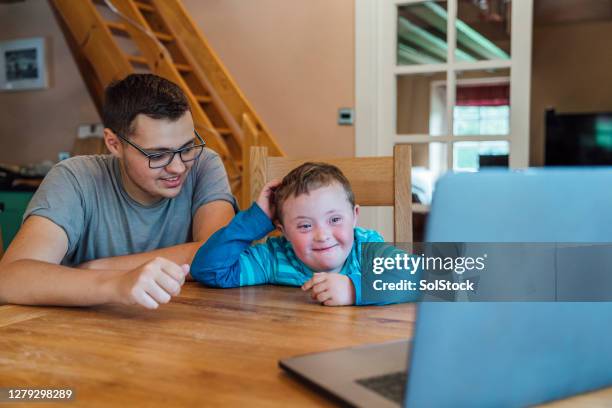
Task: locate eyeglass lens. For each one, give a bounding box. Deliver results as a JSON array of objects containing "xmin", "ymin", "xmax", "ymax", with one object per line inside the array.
[{"xmin": 148, "ymin": 145, "xmax": 204, "ymax": 168}]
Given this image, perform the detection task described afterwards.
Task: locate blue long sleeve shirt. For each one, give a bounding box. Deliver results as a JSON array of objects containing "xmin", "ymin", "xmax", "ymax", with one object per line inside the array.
[{"xmin": 191, "ymin": 203, "xmax": 387, "ymax": 305}]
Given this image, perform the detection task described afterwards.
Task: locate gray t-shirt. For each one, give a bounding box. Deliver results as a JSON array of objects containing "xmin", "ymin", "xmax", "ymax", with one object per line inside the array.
[{"xmin": 24, "ymin": 149, "xmax": 237, "ymax": 266}]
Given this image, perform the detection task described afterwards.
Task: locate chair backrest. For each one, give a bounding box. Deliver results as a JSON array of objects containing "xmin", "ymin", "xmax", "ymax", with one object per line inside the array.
[{"xmin": 248, "ymin": 145, "xmax": 413, "ymax": 242}]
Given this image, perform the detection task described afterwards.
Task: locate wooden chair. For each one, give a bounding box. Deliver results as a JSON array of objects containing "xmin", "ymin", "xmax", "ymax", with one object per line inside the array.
[{"xmin": 248, "ymin": 145, "xmax": 413, "ymax": 242}]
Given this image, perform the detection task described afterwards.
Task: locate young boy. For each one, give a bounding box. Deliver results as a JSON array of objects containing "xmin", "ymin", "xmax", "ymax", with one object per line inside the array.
[{"xmin": 191, "ymin": 162, "xmax": 389, "ymax": 306}]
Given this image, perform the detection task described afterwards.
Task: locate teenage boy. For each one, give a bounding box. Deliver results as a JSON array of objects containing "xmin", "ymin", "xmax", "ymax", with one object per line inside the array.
[{"xmin": 0, "ymin": 74, "xmax": 236, "ymax": 309}]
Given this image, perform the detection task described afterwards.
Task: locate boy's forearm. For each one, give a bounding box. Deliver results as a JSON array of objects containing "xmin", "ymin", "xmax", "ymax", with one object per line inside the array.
[
  {"xmin": 0, "ymin": 259, "xmax": 122, "ymax": 306},
  {"xmin": 191, "ymin": 203, "xmax": 274, "ymax": 285},
  {"xmin": 80, "ymin": 242, "xmax": 201, "ymax": 271},
  {"xmin": 190, "ymin": 228, "xmax": 246, "ymax": 286}
]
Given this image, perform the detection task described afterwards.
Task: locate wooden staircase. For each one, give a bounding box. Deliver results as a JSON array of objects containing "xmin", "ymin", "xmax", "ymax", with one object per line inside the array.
[{"xmin": 48, "ymin": 0, "xmax": 284, "ymax": 207}]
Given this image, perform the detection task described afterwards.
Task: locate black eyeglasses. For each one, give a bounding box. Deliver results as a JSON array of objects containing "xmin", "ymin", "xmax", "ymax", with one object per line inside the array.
[{"xmin": 116, "ymin": 129, "xmax": 206, "ymax": 169}]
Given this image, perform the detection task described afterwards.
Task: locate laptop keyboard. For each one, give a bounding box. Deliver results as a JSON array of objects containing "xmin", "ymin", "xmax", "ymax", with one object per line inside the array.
[{"xmin": 356, "ymin": 371, "xmax": 407, "ymax": 405}]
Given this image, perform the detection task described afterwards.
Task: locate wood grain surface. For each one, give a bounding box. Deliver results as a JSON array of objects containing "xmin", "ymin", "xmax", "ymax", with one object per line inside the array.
[
  {"xmin": 0, "ymin": 283, "xmax": 610, "ymax": 407},
  {"xmin": 0, "ymin": 284, "xmax": 413, "ymax": 407}
]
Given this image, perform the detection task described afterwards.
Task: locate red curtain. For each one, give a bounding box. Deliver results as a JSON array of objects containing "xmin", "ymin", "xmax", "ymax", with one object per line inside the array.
[{"xmin": 456, "ymin": 84, "xmax": 509, "ymax": 106}]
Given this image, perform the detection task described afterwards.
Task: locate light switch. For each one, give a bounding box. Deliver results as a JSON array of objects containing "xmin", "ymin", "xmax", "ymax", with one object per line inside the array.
[{"xmin": 338, "ymin": 108, "xmax": 354, "ymax": 126}]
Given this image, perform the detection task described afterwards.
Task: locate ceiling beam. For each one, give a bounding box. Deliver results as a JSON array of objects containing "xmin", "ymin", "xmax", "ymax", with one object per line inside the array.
[
  {"xmin": 407, "ymin": 2, "xmax": 510, "ymax": 60},
  {"xmin": 398, "ymin": 16, "xmax": 477, "ymax": 62},
  {"xmin": 398, "ymin": 43, "xmax": 444, "ymax": 65}
]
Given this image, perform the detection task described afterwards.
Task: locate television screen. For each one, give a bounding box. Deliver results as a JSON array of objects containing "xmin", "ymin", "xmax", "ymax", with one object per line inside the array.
[
  {"xmin": 479, "ymin": 154, "xmax": 509, "ymax": 168},
  {"xmin": 545, "ymin": 109, "xmax": 612, "ymax": 166}
]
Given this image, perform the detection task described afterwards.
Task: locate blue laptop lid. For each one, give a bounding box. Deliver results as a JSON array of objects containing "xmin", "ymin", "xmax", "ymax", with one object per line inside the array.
[
  {"xmin": 406, "ymin": 169, "xmax": 612, "ymax": 407},
  {"xmin": 426, "ymin": 168, "xmax": 612, "ymax": 243}
]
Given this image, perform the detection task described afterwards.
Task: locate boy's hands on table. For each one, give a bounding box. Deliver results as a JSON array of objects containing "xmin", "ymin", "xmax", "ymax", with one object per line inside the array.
[
  {"xmin": 302, "ymin": 272, "xmax": 356, "ymax": 306},
  {"xmin": 107, "ymin": 257, "xmax": 190, "ymax": 310}
]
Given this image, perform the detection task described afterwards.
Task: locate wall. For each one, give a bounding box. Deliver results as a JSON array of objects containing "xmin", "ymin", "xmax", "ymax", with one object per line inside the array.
[
  {"xmin": 0, "ymin": 0, "xmax": 99, "ymax": 165},
  {"xmin": 530, "ymin": 20, "xmax": 612, "ymax": 165},
  {"xmin": 182, "ymin": 0, "xmax": 355, "ymax": 158},
  {"xmin": 0, "ymin": 0, "xmax": 355, "ymax": 165}
]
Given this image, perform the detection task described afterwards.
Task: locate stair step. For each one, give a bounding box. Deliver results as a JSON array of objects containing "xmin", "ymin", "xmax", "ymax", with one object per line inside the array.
[
  {"xmin": 105, "ymin": 20, "xmax": 173, "ymax": 42},
  {"xmin": 127, "ymin": 55, "xmax": 148, "ymax": 65},
  {"xmin": 195, "ymin": 95, "xmax": 212, "ymax": 104},
  {"xmin": 95, "ymin": 0, "xmax": 156, "ymax": 15},
  {"xmin": 134, "ymin": 1, "xmax": 155, "ymax": 13},
  {"xmin": 127, "ymin": 55, "xmax": 191, "ymax": 74},
  {"xmin": 152, "ymin": 31, "xmax": 173, "ymax": 43},
  {"xmin": 216, "ymin": 128, "xmax": 232, "ymax": 136},
  {"xmin": 174, "ymin": 63, "xmax": 192, "ymax": 73},
  {"xmin": 106, "ymin": 20, "xmax": 127, "ymax": 34}
]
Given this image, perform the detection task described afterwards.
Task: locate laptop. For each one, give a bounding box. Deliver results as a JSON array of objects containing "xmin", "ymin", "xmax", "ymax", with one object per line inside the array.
[{"xmin": 279, "ymin": 168, "xmax": 612, "ymax": 407}]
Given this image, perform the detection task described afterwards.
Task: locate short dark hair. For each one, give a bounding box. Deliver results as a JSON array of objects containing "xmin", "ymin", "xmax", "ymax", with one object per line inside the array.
[
  {"xmin": 274, "ymin": 162, "xmax": 355, "ymax": 223},
  {"xmin": 102, "ymin": 73, "xmax": 190, "ymax": 139}
]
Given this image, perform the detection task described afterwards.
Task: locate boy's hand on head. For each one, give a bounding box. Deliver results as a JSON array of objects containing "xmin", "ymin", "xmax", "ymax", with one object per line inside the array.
[
  {"xmin": 256, "ymin": 179, "xmax": 281, "ymax": 220},
  {"xmin": 301, "ymin": 272, "xmax": 356, "ymax": 306},
  {"xmin": 111, "ymin": 257, "xmax": 190, "ymax": 309}
]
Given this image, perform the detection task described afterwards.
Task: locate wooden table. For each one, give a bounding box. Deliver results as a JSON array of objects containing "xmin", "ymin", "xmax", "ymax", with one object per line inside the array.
[
  {"xmin": 0, "ymin": 283, "xmax": 611, "ymax": 407},
  {"xmin": 0, "ymin": 284, "xmax": 414, "ymax": 407}
]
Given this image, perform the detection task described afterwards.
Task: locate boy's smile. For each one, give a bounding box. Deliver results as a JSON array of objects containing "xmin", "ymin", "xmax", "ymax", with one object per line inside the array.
[{"xmin": 279, "ymin": 183, "xmax": 359, "ymax": 274}]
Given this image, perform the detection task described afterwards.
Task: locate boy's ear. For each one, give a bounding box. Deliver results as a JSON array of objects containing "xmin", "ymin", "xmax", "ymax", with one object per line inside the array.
[
  {"xmin": 104, "ymin": 128, "xmax": 123, "ymax": 158},
  {"xmin": 275, "ymin": 221, "xmax": 284, "ymax": 234},
  {"xmin": 353, "ymin": 204, "xmax": 360, "ymax": 227}
]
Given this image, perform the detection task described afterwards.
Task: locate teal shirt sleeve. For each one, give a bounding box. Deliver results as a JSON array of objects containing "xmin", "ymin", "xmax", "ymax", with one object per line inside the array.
[{"xmin": 238, "ymin": 240, "xmax": 277, "ymax": 286}]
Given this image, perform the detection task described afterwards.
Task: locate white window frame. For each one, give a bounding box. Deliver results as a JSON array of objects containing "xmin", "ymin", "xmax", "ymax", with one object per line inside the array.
[
  {"xmin": 430, "ymin": 76, "xmax": 511, "ymax": 136},
  {"xmin": 355, "ymin": 0, "xmax": 533, "ymax": 239}
]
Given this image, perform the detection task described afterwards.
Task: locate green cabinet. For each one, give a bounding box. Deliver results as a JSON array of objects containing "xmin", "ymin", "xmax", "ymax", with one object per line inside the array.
[{"xmin": 0, "ymin": 191, "xmax": 34, "ymax": 250}]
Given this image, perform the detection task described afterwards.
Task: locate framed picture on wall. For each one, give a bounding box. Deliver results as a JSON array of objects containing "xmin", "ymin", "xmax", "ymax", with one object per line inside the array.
[{"xmin": 0, "ymin": 37, "xmax": 48, "ymax": 91}]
